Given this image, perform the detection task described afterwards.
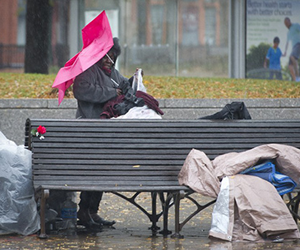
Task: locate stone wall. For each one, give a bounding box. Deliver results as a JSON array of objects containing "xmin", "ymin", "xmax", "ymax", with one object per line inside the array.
[{"xmin": 1, "ymin": 98, "xmax": 300, "ymax": 145}]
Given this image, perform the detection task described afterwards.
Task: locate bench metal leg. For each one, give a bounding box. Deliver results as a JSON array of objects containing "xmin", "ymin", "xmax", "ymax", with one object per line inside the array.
[
  {"xmin": 179, "ymin": 195, "xmax": 216, "ymax": 231},
  {"xmin": 111, "ymin": 192, "xmax": 163, "ymax": 233},
  {"xmin": 171, "ymin": 191, "xmax": 184, "ymax": 239},
  {"xmin": 294, "ymin": 195, "xmax": 300, "ymax": 222},
  {"xmin": 149, "ymin": 192, "xmax": 160, "ymax": 232},
  {"xmin": 170, "ymin": 191, "xmax": 216, "ymax": 239},
  {"xmin": 39, "ymin": 189, "xmax": 50, "ymax": 239},
  {"xmin": 284, "ymin": 191, "xmax": 300, "ymax": 222},
  {"xmin": 159, "ymin": 192, "xmax": 173, "ymax": 236}
]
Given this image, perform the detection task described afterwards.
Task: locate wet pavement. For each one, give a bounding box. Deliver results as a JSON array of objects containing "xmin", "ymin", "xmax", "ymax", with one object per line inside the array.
[{"xmin": 1, "ymin": 193, "xmax": 300, "ymax": 250}]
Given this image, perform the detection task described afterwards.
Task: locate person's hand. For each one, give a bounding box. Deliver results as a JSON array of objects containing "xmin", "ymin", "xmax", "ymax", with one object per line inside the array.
[
  {"xmin": 116, "ymin": 88, "xmax": 122, "ymax": 96},
  {"xmin": 119, "ymin": 80, "xmax": 130, "ymax": 94},
  {"xmin": 282, "ymin": 52, "xmax": 286, "ymax": 57}
]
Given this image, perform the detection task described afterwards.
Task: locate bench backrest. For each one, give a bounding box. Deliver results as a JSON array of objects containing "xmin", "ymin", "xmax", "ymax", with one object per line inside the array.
[{"xmin": 25, "ymin": 119, "xmax": 300, "ymax": 192}]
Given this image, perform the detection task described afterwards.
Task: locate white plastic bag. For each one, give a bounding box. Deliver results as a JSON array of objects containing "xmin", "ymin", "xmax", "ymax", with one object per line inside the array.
[
  {"xmin": 115, "ymin": 68, "xmax": 162, "ymax": 119},
  {"xmin": 132, "ymin": 68, "xmax": 147, "ymax": 93},
  {"xmin": 0, "ymin": 132, "xmax": 40, "ymax": 235},
  {"xmin": 209, "ymin": 176, "xmax": 232, "ymax": 241},
  {"xmin": 114, "ymin": 106, "xmax": 162, "ymax": 119}
]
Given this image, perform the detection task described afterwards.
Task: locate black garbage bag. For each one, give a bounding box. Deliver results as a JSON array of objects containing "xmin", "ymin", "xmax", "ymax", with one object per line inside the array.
[{"xmin": 199, "ymin": 102, "xmax": 252, "ymax": 120}]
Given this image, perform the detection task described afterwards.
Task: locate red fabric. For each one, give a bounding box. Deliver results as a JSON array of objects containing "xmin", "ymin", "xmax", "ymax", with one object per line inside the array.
[
  {"xmin": 100, "ymin": 95, "xmax": 124, "ymax": 119},
  {"xmin": 136, "ymin": 91, "xmax": 164, "ymax": 115},
  {"xmin": 100, "ymin": 91, "xmax": 164, "ymax": 119}
]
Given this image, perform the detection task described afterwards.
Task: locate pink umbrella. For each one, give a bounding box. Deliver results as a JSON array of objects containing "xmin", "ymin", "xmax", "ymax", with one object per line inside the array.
[{"xmin": 52, "ymin": 11, "xmax": 114, "ymax": 105}]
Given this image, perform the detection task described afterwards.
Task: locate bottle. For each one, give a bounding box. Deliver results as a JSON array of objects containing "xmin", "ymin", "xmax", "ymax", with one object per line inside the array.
[{"xmin": 60, "ymin": 192, "xmax": 77, "ymax": 236}]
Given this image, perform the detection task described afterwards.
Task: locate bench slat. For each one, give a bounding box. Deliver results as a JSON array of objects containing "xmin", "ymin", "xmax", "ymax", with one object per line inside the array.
[
  {"xmin": 33, "ymin": 170, "xmax": 179, "ymax": 175},
  {"xmin": 33, "ymin": 166, "xmax": 184, "ymax": 171},
  {"xmin": 33, "ymin": 180, "xmax": 180, "ymax": 186},
  {"xmin": 34, "ymin": 185, "xmax": 190, "ymax": 192}
]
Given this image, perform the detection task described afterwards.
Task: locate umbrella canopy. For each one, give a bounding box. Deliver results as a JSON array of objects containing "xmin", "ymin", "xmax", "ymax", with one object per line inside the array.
[{"xmin": 52, "ymin": 11, "xmax": 114, "ymax": 105}]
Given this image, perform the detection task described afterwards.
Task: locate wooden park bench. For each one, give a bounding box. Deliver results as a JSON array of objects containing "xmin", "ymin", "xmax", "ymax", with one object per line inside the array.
[{"xmin": 25, "ymin": 118, "xmax": 300, "ymax": 238}]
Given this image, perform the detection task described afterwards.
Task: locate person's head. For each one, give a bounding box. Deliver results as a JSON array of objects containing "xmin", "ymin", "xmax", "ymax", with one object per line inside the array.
[
  {"xmin": 273, "ymin": 37, "xmax": 280, "ymax": 48},
  {"xmin": 98, "ymin": 37, "xmax": 121, "ymax": 73},
  {"xmin": 284, "ymin": 17, "xmax": 292, "ymax": 29},
  {"xmin": 110, "ymin": 37, "xmax": 121, "ymax": 59}
]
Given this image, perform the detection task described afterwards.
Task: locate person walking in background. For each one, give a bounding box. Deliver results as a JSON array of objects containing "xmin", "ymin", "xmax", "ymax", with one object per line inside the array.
[
  {"xmin": 264, "ymin": 36, "xmax": 283, "ymax": 80},
  {"xmin": 283, "ymin": 17, "xmax": 300, "ymax": 82}
]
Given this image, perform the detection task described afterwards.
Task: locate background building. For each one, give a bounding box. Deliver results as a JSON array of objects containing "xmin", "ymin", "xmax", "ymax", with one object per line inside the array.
[{"xmin": 0, "ymin": 0, "xmax": 237, "ymax": 78}]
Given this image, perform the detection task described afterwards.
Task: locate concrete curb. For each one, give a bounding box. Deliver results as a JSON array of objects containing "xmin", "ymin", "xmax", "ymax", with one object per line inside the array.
[{"xmin": 1, "ymin": 98, "xmax": 299, "ymax": 145}]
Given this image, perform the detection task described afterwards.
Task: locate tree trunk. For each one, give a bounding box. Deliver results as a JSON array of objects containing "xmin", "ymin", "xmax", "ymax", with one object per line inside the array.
[{"xmin": 24, "ymin": 0, "xmax": 51, "ymax": 74}]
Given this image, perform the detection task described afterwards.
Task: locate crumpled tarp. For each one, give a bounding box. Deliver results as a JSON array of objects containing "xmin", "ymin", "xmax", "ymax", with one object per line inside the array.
[
  {"xmin": 240, "ymin": 160, "xmax": 297, "ymax": 195},
  {"xmin": 210, "ymin": 175, "xmax": 299, "ymax": 241},
  {"xmin": 0, "ymin": 132, "xmax": 40, "ymax": 235},
  {"xmin": 178, "ymin": 144, "xmax": 300, "ymax": 241},
  {"xmin": 212, "ymin": 144, "xmax": 300, "ymax": 184}
]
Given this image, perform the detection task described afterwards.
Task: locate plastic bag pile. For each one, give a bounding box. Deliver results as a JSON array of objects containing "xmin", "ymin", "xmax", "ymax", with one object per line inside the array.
[{"xmin": 0, "ymin": 132, "xmax": 40, "ymax": 235}]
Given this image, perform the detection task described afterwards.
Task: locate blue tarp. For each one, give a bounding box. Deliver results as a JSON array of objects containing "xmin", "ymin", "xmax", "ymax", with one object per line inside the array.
[{"xmin": 240, "ymin": 161, "xmax": 297, "ymax": 195}]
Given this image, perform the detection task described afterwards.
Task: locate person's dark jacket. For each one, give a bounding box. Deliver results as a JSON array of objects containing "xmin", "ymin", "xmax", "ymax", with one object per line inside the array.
[{"xmin": 73, "ymin": 65, "xmax": 129, "ymax": 119}]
